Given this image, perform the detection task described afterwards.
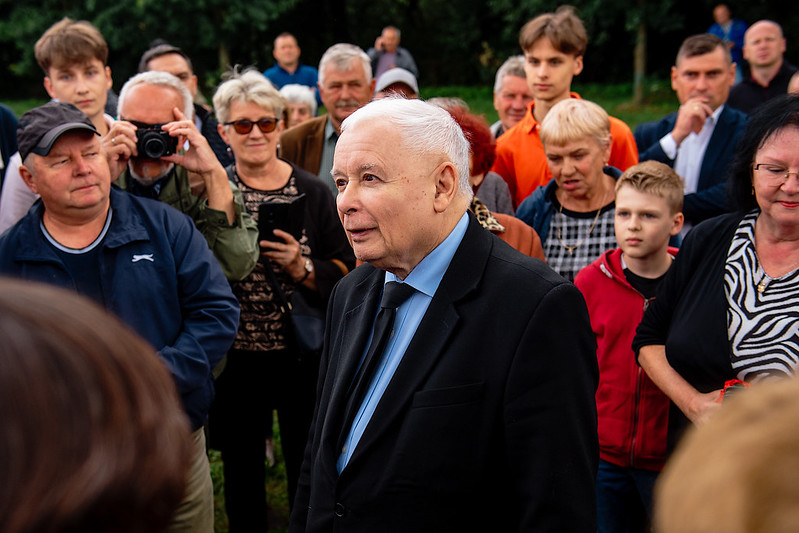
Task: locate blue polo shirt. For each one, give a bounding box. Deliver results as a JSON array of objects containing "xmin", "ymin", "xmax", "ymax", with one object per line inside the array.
[{"xmin": 263, "ymin": 63, "xmax": 322, "ymax": 105}]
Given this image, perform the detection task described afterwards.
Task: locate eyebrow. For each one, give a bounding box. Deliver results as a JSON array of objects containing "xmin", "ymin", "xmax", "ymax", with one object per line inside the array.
[{"xmin": 331, "ymin": 162, "xmax": 377, "ymax": 178}]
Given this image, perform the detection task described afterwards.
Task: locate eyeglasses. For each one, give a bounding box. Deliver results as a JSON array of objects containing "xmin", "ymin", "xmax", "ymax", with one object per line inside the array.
[
  {"xmin": 224, "ymin": 118, "xmax": 279, "ymax": 135},
  {"xmin": 753, "ymin": 163, "xmax": 799, "ymax": 184}
]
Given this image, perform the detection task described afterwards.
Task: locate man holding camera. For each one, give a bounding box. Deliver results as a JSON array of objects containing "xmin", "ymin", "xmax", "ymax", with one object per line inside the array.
[{"xmin": 105, "ymin": 71, "xmax": 258, "ymax": 281}]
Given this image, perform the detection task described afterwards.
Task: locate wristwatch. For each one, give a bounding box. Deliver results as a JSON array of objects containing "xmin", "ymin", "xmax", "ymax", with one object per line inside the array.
[{"xmin": 297, "ymin": 258, "xmax": 313, "ymax": 284}]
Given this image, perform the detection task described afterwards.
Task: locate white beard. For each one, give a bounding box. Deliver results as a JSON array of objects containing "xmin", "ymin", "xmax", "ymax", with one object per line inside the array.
[{"xmin": 128, "ymin": 161, "xmax": 175, "ymax": 186}]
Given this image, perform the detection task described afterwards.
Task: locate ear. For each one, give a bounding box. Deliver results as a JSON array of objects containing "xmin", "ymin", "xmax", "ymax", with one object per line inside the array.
[
  {"xmin": 105, "ymin": 66, "xmax": 113, "ymax": 91},
  {"xmin": 670, "ymin": 212, "xmax": 685, "ymax": 236},
  {"xmin": 670, "ymin": 66, "xmax": 679, "ymax": 91},
  {"xmin": 369, "ymin": 78, "xmax": 377, "ymax": 95},
  {"xmin": 573, "ymin": 55, "xmax": 584, "ymax": 77},
  {"xmin": 432, "ymin": 161, "xmax": 459, "ymax": 213},
  {"xmin": 43, "ymin": 76, "xmax": 57, "ymax": 99},
  {"xmin": 19, "ymin": 164, "xmax": 39, "ymax": 195},
  {"xmin": 729, "ymin": 63, "xmax": 737, "ymax": 87},
  {"xmin": 217, "ymin": 122, "xmax": 230, "ymax": 145},
  {"xmin": 602, "ymin": 135, "xmax": 613, "ymax": 165}
]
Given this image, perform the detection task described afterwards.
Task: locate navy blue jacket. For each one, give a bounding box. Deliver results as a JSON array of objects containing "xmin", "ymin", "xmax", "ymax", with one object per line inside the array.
[
  {"xmin": 0, "ymin": 187, "xmax": 240, "ymax": 430},
  {"xmin": 634, "ymin": 105, "xmax": 747, "ymax": 225}
]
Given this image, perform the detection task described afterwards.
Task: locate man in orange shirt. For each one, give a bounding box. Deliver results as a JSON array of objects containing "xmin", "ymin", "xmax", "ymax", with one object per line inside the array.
[{"xmin": 492, "ymin": 6, "xmax": 638, "ymax": 207}]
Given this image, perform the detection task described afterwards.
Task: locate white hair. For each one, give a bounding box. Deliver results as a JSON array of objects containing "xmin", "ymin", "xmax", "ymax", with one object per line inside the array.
[
  {"xmin": 493, "ymin": 55, "xmax": 527, "ymax": 94},
  {"xmin": 279, "ymin": 84, "xmax": 317, "ymax": 117},
  {"xmin": 117, "ymin": 71, "xmax": 194, "ymax": 119},
  {"xmin": 318, "ymin": 43, "xmax": 372, "ymax": 86},
  {"xmin": 341, "ymin": 98, "xmax": 472, "ymax": 201}
]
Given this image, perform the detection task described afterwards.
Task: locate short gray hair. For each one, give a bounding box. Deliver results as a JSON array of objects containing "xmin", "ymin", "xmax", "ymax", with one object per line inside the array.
[
  {"xmin": 318, "ymin": 43, "xmax": 372, "ymax": 87},
  {"xmin": 279, "ymin": 84, "xmax": 317, "ymax": 117},
  {"xmin": 341, "ymin": 98, "xmax": 473, "ymax": 202},
  {"xmin": 493, "ymin": 55, "xmax": 527, "ymax": 94},
  {"xmin": 213, "ymin": 68, "xmax": 286, "ymax": 125},
  {"xmin": 118, "ymin": 71, "xmax": 193, "ymax": 119}
]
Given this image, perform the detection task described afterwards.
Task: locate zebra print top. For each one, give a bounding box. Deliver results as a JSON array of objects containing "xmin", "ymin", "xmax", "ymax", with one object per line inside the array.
[{"xmin": 726, "ymin": 210, "xmax": 799, "ymax": 383}]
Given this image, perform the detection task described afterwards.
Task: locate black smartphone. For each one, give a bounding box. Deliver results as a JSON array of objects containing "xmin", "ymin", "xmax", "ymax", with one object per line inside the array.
[{"xmin": 258, "ymin": 194, "xmax": 306, "ymax": 242}]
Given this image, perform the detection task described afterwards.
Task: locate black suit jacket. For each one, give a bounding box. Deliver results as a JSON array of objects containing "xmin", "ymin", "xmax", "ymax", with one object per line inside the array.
[
  {"xmin": 634, "ymin": 105, "xmax": 747, "ymax": 225},
  {"xmin": 290, "ymin": 215, "xmax": 599, "ymax": 532}
]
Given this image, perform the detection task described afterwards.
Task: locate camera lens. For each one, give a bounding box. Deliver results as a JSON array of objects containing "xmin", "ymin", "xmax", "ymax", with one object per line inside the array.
[{"xmin": 143, "ymin": 135, "xmax": 169, "ymax": 158}]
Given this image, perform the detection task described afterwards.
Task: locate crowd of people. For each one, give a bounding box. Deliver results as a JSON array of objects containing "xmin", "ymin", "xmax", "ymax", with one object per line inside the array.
[{"xmin": 1, "ymin": 3, "xmax": 799, "ymax": 533}]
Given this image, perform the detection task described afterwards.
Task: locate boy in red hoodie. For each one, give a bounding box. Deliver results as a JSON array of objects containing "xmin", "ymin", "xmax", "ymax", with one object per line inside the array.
[{"xmin": 575, "ymin": 160, "xmax": 684, "ymax": 532}]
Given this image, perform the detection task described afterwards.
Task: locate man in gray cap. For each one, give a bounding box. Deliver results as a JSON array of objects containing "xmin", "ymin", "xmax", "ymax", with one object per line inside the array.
[
  {"xmin": 0, "ymin": 100, "xmax": 240, "ymax": 533},
  {"xmin": 374, "ymin": 67, "xmax": 419, "ymax": 99}
]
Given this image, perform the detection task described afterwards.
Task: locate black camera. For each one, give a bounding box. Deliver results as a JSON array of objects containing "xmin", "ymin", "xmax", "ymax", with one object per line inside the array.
[{"xmin": 136, "ymin": 127, "xmax": 178, "ymax": 159}]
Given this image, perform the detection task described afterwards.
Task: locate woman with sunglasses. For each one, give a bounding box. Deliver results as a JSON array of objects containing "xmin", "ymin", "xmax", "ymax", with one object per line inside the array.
[
  {"xmin": 210, "ymin": 68, "xmax": 354, "ymax": 532},
  {"xmin": 634, "ymin": 94, "xmax": 799, "ymax": 452}
]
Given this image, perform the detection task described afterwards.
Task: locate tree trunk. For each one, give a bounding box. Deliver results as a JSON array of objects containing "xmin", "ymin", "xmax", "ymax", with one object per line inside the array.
[
  {"xmin": 219, "ymin": 42, "xmax": 230, "ymax": 73},
  {"xmin": 633, "ymin": 19, "xmax": 647, "ymax": 106}
]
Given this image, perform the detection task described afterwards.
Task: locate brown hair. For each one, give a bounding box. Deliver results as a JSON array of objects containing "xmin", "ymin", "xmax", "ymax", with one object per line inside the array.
[
  {"xmin": 655, "ymin": 379, "xmax": 799, "ymax": 533},
  {"xmin": 519, "ymin": 5, "xmax": 587, "ymax": 57},
  {"xmin": 0, "ymin": 278, "xmax": 190, "ymax": 533},
  {"xmin": 615, "ymin": 160, "xmax": 684, "ymax": 214},
  {"xmin": 676, "ymin": 33, "xmax": 731, "ymax": 65},
  {"xmin": 34, "ymin": 17, "xmax": 109, "ymax": 74}
]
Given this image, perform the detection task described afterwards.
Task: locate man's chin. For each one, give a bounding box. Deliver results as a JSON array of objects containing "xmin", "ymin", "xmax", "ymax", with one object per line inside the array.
[{"xmin": 128, "ymin": 160, "xmax": 174, "ymax": 186}]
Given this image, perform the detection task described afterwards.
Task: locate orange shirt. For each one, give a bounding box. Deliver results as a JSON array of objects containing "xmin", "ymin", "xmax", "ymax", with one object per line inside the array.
[{"xmin": 492, "ymin": 93, "xmax": 639, "ymax": 206}]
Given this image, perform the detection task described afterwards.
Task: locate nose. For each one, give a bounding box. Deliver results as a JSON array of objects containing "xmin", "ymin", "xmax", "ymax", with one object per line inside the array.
[
  {"xmin": 535, "ymin": 64, "xmax": 548, "ymax": 79},
  {"xmin": 781, "ymin": 172, "xmax": 799, "ymax": 193},
  {"xmin": 336, "ymin": 178, "xmax": 358, "ymax": 215},
  {"xmin": 73, "ymin": 154, "xmax": 91, "ymax": 175},
  {"xmin": 75, "ymin": 73, "xmax": 89, "ymax": 94},
  {"xmin": 695, "ymin": 74, "xmax": 709, "ymax": 91}
]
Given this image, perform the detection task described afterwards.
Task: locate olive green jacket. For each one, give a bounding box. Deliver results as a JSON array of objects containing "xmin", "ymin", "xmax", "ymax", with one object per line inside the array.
[{"xmin": 115, "ymin": 166, "xmax": 259, "ymax": 281}]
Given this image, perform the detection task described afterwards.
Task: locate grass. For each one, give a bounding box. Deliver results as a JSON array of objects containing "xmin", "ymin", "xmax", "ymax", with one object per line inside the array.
[
  {"xmin": 210, "ymin": 412, "xmax": 290, "ymax": 533},
  {"xmin": 5, "ymin": 79, "xmax": 676, "ymax": 134}
]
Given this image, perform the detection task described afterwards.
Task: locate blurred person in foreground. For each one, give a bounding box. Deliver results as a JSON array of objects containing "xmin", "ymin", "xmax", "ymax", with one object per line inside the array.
[
  {"xmin": 0, "ymin": 279, "xmax": 191, "ymax": 533},
  {"xmin": 655, "ymin": 378, "xmax": 799, "ymax": 533},
  {"xmin": 0, "ymin": 101, "xmax": 240, "ymax": 533},
  {"xmin": 209, "ymin": 68, "xmax": 355, "ymax": 532},
  {"xmin": 290, "ymin": 97, "xmax": 597, "ymax": 532},
  {"xmin": 516, "ymin": 98, "xmax": 621, "ymax": 281},
  {"xmin": 633, "ymin": 94, "xmax": 799, "ymax": 450}
]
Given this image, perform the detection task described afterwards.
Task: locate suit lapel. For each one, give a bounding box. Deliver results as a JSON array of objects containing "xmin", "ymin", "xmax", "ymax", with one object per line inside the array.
[
  {"xmin": 318, "ymin": 269, "xmax": 383, "ymax": 472},
  {"xmin": 345, "ymin": 215, "xmax": 492, "ymax": 467},
  {"xmin": 698, "ymin": 106, "xmax": 734, "ymax": 189}
]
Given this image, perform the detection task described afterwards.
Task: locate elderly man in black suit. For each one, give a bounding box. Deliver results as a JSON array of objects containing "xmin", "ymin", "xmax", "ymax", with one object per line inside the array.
[
  {"xmin": 289, "ymin": 97, "xmax": 598, "ymax": 532},
  {"xmin": 635, "ymin": 33, "xmax": 747, "ymax": 231}
]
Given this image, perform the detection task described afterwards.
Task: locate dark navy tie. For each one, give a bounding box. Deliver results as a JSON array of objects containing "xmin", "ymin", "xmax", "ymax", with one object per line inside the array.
[{"xmin": 341, "ymin": 281, "xmax": 416, "ymax": 434}]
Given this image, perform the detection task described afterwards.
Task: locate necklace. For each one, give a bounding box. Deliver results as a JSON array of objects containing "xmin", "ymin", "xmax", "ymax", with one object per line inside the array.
[{"xmin": 555, "ymin": 191, "xmax": 608, "ymax": 255}]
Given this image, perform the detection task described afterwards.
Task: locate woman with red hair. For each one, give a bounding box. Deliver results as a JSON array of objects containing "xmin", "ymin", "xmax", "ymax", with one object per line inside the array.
[{"xmin": 446, "ymin": 106, "xmax": 544, "ymax": 260}]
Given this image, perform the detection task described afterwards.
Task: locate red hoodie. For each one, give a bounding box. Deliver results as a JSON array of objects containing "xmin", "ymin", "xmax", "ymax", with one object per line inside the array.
[{"xmin": 575, "ymin": 247, "xmax": 676, "ymax": 471}]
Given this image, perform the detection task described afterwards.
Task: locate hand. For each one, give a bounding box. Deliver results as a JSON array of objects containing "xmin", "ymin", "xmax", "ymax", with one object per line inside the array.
[
  {"xmin": 683, "ymin": 389, "xmax": 723, "ymax": 426},
  {"xmin": 374, "ymin": 36, "xmax": 384, "ymax": 51},
  {"xmin": 672, "ymin": 98, "xmax": 713, "ymax": 146},
  {"xmin": 102, "ymin": 121, "xmax": 138, "ymax": 180},
  {"xmin": 260, "ymin": 229, "xmax": 306, "ymax": 280},
  {"xmin": 160, "ymin": 108, "xmax": 223, "ymax": 180}
]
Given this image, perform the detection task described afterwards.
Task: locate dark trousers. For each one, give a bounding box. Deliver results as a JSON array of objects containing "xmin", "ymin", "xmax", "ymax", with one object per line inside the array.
[{"xmin": 209, "ymin": 348, "xmax": 318, "ymax": 532}]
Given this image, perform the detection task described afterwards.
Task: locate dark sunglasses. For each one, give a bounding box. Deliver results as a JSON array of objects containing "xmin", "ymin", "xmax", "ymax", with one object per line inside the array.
[{"xmin": 225, "ymin": 117, "xmax": 279, "ymax": 135}]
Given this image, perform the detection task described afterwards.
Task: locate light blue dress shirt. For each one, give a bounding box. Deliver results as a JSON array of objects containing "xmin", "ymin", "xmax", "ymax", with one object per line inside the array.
[{"xmin": 337, "ymin": 212, "xmax": 470, "ymax": 473}]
